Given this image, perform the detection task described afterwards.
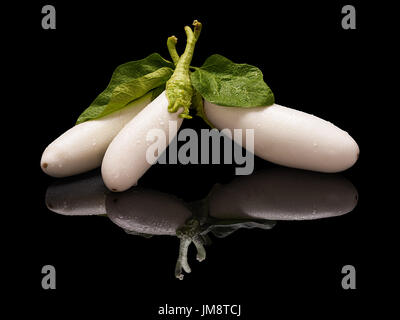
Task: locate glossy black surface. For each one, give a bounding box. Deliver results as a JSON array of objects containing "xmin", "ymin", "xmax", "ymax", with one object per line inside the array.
[
  {"xmin": 44, "ymin": 168, "xmax": 358, "ymax": 280},
  {"xmin": 8, "ymin": 0, "xmax": 390, "ymax": 317}
]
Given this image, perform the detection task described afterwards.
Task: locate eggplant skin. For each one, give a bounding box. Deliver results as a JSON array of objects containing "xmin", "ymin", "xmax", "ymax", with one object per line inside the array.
[
  {"xmin": 101, "ymin": 91, "xmax": 183, "ymax": 192},
  {"xmin": 41, "ymin": 94, "xmax": 151, "ymax": 178},
  {"xmin": 106, "ymin": 188, "xmax": 191, "ymax": 235},
  {"xmin": 45, "ymin": 171, "xmax": 107, "ymax": 216},
  {"xmin": 204, "ymin": 101, "xmax": 359, "ymax": 173},
  {"xmin": 209, "ymin": 167, "xmax": 358, "ymax": 221}
]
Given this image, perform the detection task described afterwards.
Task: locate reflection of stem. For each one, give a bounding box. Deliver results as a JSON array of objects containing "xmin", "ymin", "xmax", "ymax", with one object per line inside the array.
[
  {"xmin": 174, "ymin": 217, "xmax": 208, "ymax": 279},
  {"xmin": 200, "ymin": 233, "xmax": 212, "ymax": 246},
  {"xmin": 193, "ymin": 235, "xmax": 206, "ymax": 262},
  {"xmin": 175, "ymin": 238, "xmax": 192, "ymax": 280}
]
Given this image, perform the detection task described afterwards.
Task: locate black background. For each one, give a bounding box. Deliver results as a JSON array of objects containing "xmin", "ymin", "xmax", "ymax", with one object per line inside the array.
[{"xmin": 6, "ymin": 0, "xmax": 395, "ymax": 317}]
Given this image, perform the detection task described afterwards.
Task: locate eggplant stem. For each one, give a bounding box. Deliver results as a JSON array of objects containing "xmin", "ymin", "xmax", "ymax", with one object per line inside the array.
[{"xmin": 167, "ymin": 36, "xmax": 179, "ymax": 65}]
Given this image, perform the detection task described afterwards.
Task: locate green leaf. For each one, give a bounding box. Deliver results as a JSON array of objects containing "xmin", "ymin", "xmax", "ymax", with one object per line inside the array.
[
  {"xmin": 151, "ymin": 84, "xmax": 167, "ymax": 101},
  {"xmin": 76, "ymin": 53, "xmax": 174, "ymax": 124},
  {"xmin": 191, "ymin": 89, "xmax": 214, "ymax": 128},
  {"xmin": 190, "ymin": 54, "xmax": 274, "ymax": 107},
  {"xmin": 107, "ymin": 67, "xmax": 173, "ymax": 111}
]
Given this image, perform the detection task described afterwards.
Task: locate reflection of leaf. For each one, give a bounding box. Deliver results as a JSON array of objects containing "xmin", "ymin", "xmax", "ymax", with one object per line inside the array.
[
  {"xmin": 199, "ymin": 233, "xmax": 212, "ymax": 246},
  {"xmin": 124, "ymin": 229, "xmax": 153, "ymax": 238},
  {"xmin": 208, "ymin": 220, "xmax": 276, "ymax": 238},
  {"xmin": 210, "ymin": 227, "xmax": 238, "ymax": 238},
  {"xmin": 76, "ymin": 53, "xmax": 174, "ymax": 124}
]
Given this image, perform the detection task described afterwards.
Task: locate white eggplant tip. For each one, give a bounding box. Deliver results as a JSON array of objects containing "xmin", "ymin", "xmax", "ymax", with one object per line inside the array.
[
  {"xmin": 321, "ymin": 132, "xmax": 359, "ymax": 173},
  {"xmin": 344, "ymin": 134, "xmax": 360, "ymax": 169},
  {"xmin": 103, "ymin": 180, "xmax": 138, "ymax": 193},
  {"xmin": 40, "ymin": 148, "xmax": 67, "ymax": 177},
  {"xmin": 101, "ymin": 164, "xmax": 138, "ymax": 192}
]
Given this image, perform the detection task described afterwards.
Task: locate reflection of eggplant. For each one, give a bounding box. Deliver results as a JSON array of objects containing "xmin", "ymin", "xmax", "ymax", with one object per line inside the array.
[
  {"xmin": 106, "ymin": 189, "xmax": 201, "ymax": 280},
  {"xmin": 209, "ymin": 167, "xmax": 358, "ymax": 221},
  {"xmin": 106, "ymin": 189, "xmax": 192, "ymax": 235},
  {"xmin": 44, "ymin": 166, "xmax": 358, "ymax": 280},
  {"xmin": 45, "ymin": 171, "xmax": 108, "ymax": 215}
]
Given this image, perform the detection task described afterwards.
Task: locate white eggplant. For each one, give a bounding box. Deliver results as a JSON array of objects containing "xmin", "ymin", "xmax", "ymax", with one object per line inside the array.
[
  {"xmin": 204, "ymin": 101, "xmax": 359, "ymax": 173},
  {"xmin": 102, "ymin": 20, "xmax": 201, "ymax": 192},
  {"xmin": 41, "ymin": 94, "xmax": 151, "ymax": 177},
  {"xmin": 101, "ymin": 91, "xmax": 183, "ymax": 192}
]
